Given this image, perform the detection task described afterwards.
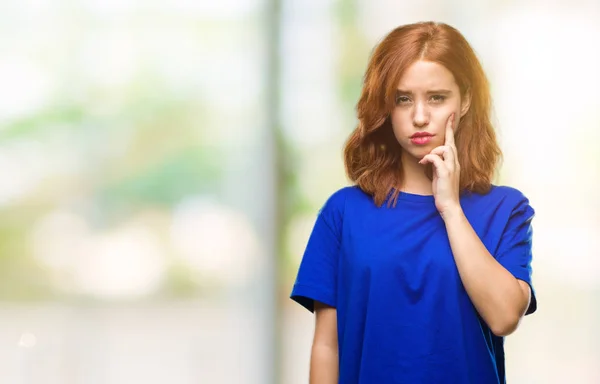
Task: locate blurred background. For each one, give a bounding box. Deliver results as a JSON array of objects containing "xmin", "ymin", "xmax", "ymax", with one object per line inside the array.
[{"xmin": 0, "ymin": 0, "xmax": 598, "ymax": 383}]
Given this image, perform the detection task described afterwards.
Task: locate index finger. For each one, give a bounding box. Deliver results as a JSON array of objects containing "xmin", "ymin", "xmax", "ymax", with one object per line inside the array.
[{"xmin": 445, "ymin": 112, "xmax": 456, "ymax": 147}]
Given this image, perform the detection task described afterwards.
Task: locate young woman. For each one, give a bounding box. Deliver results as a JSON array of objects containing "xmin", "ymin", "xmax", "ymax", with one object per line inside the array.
[{"xmin": 290, "ymin": 21, "xmax": 537, "ymax": 383}]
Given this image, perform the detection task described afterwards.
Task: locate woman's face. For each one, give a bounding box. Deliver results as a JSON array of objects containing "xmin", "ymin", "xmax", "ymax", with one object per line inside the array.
[{"xmin": 390, "ymin": 60, "xmax": 470, "ymax": 161}]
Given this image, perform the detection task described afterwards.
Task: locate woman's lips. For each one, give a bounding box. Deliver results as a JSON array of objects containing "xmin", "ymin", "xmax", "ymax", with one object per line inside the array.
[{"xmin": 410, "ymin": 135, "xmax": 433, "ymax": 145}]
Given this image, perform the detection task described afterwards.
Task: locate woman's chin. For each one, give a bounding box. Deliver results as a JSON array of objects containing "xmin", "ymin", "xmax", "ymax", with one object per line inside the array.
[{"xmin": 402, "ymin": 148, "xmax": 431, "ymax": 162}]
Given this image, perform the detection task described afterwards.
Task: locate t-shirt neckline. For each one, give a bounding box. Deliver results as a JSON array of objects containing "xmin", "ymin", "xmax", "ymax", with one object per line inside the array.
[{"xmin": 396, "ymin": 190, "xmax": 436, "ymax": 203}]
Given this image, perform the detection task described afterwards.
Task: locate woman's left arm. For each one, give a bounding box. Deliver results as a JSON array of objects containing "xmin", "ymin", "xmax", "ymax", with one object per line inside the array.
[
  {"xmin": 442, "ymin": 208, "xmax": 531, "ymax": 336},
  {"xmin": 419, "ymin": 113, "xmax": 531, "ymax": 336}
]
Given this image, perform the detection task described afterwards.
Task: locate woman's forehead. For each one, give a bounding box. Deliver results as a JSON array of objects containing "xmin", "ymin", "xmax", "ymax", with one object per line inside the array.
[{"xmin": 396, "ymin": 60, "xmax": 458, "ymax": 91}]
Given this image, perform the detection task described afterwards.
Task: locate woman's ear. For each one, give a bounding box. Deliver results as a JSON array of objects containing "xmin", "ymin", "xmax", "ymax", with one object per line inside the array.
[{"xmin": 460, "ymin": 88, "xmax": 471, "ymax": 118}]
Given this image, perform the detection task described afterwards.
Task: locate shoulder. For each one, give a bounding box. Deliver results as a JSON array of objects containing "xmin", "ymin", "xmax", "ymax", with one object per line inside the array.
[
  {"xmin": 489, "ymin": 184, "xmax": 534, "ymax": 215},
  {"xmin": 462, "ymin": 185, "xmax": 536, "ymax": 246},
  {"xmin": 490, "ymin": 184, "xmax": 529, "ymax": 201},
  {"xmin": 318, "ymin": 185, "xmax": 370, "ymax": 224},
  {"xmin": 320, "ymin": 185, "xmax": 369, "ymax": 211},
  {"xmin": 476, "ymin": 185, "xmax": 536, "ymax": 233},
  {"xmin": 462, "ymin": 184, "xmax": 535, "ymax": 230},
  {"xmin": 467, "ymin": 184, "xmax": 533, "ymax": 210}
]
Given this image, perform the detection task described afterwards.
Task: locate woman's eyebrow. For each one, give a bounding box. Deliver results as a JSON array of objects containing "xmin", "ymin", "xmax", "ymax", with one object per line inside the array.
[{"xmin": 396, "ymin": 89, "xmax": 453, "ymax": 94}]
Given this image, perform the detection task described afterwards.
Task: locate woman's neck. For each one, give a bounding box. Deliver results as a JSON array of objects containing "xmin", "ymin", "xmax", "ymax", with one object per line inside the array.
[{"xmin": 399, "ymin": 153, "xmax": 434, "ymax": 195}]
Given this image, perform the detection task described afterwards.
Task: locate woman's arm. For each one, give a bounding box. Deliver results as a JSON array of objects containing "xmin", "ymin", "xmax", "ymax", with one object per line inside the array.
[
  {"xmin": 443, "ymin": 208, "xmax": 531, "ymax": 336},
  {"xmin": 419, "ymin": 114, "xmax": 531, "ymax": 337},
  {"xmin": 310, "ymin": 301, "xmax": 339, "ymax": 384}
]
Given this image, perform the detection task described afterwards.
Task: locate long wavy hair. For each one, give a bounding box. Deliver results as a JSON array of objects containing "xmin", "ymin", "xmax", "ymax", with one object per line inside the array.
[{"xmin": 344, "ymin": 21, "xmax": 502, "ymax": 207}]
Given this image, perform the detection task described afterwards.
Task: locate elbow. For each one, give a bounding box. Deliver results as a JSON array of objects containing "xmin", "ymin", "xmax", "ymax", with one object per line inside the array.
[
  {"xmin": 490, "ymin": 314, "xmax": 521, "ymax": 337},
  {"xmin": 489, "ymin": 290, "xmax": 530, "ymax": 337}
]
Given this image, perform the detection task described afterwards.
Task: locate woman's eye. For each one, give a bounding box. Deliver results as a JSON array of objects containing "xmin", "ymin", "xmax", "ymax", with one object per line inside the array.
[
  {"xmin": 395, "ymin": 95, "xmax": 411, "ymax": 104},
  {"xmin": 430, "ymin": 95, "xmax": 446, "ymax": 103}
]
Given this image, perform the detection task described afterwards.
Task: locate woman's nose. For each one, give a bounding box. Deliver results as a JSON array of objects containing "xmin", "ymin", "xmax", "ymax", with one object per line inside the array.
[{"xmin": 412, "ymin": 102, "xmax": 430, "ymax": 127}]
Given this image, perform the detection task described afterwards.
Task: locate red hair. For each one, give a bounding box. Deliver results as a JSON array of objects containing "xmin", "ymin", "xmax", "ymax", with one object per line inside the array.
[{"xmin": 343, "ymin": 21, "xmax": 502, "ymax": 207}]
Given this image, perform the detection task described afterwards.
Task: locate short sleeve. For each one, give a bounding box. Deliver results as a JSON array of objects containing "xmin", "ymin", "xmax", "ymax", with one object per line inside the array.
[
  {"xmin": 290, "ymin": 191, "xmax": 344, "ymax": 313},
  {"xmin": 495, "ymin": 194, "xmax": 537, "ymax": 315}
]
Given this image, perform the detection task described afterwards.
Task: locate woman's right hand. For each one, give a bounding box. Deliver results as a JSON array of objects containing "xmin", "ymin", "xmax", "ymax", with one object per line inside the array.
[{"xmin": 310, "ymin": 301, "xmax": 339, "ymax": 384}]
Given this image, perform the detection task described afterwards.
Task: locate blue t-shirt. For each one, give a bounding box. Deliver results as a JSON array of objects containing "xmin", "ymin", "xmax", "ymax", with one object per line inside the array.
[{"xmin": 290, "ymin": 184, "xmax": 537, "ymax": 384}]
